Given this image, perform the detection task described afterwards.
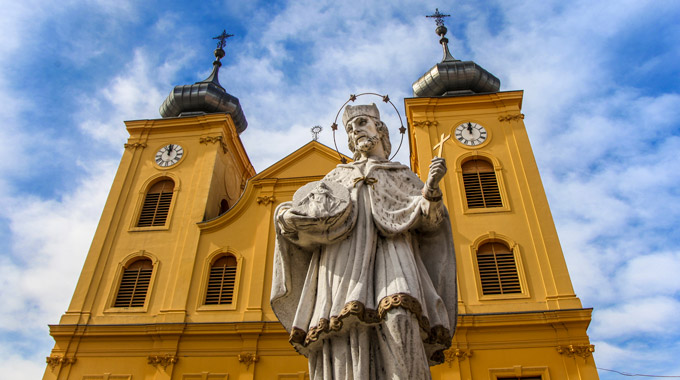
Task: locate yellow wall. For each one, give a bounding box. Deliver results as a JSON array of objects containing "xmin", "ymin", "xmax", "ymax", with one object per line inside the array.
[
  {"xmin": 406, "ymin": 91, "xmax": 597, "ymax": 379},
  {"xmin": 44, "ymin": 91, "xmax": 598, "ymax": 379}
]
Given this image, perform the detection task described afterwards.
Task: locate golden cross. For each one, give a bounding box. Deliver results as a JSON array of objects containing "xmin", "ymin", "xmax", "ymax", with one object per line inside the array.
[{"xmin": 433, "ymin": 133, "xmax": 451, "ymax": 157}]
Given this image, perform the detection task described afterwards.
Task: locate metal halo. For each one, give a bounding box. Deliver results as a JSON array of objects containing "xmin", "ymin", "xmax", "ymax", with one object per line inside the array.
[{"xmin": 330, "ymin": 93, "xmax": 406, "ymax": 163}]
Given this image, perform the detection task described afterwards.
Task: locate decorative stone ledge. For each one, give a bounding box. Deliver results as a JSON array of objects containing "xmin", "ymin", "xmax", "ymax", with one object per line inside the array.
[
  {"xmin": 256, "ymin": 195, "xmax": 276, "ymax": 205},
  {"xmin": 498, "ymin": 114, "xmax": 524, "ymax": 122},
  {"xmin": 238, "ymin": 353, "xmax": 259, "ymax": 369},
  {"xmin": 443, "ymin": 348, "xmax": 472, "ymax": 366},
  {"xmin": 199, "ymin": 135, "xmax": 228, "ymax": 153},
  {"xmin": 556, "ymin": 344, "xmax": 595, "ymax": 358},
  {"xmin": 124, "ymin": 142, "xmax": 147, "ymax": 149},
  {"xmin": 147, "ymin": 354, "xmax": 178, "ymax": 369},
  {"xmin": 46, "ymin": 355, "xmax": 76, "ymax": 370},
  {"xmin": 412, "ymin": 120, "xmax": 439, "ymax": 128}
]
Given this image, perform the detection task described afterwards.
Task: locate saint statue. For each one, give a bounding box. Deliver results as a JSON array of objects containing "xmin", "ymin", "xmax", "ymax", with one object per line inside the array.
[{"xmin": 271, "ymin": 103, "xmax": 457, "ymax": 379}]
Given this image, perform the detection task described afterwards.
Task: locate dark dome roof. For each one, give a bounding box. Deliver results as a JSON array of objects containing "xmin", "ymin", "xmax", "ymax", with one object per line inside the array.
[
  {"xmin": 159, "ymin": 48, "xmax": 248, "ymax": 134},
  {"xmin": 412, "ymin": 59, "xmax": 500, "ymax": 97},
  {"xmin": 412, "ymin": 22, "xmax": 500, "ymax": 97}
]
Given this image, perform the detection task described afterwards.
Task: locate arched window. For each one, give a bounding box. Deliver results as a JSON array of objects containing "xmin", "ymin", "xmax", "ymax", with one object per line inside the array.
[
  {"xmin": 477, "ymin": 242, "xmax": 521, "ymax": 295},
  {"xmin": 219, "ymin": 199, "xmax": 229, "ymax": 215},
  {"xmin": 114, "ymin": 258, "xmax": 153, "ymax": 307},
  {"xmin": 462, "ymin": 159, "xmax": 502, "ymax": 208},
  {"xmin": 137, "ymin": 179, "xmax": 174, "ymax": 227},
  {"xmin": 205, "ymin": 255, "xmax": 237, "ymax": 305}
]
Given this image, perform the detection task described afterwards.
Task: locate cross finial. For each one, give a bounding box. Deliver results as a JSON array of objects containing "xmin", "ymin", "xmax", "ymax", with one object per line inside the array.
[
  {"xmin": 213, "ymin": 30, "xmax": 234, "ymax": 50},
  {"xmin": 426, "ymin": 8, "xmax": 450, "ymax": 27},
  {"xmin": 433, "ymin": 133, "xmax": 451, "ymax": 157},
  {"xmin": 311, "ymin": 126, "xmax": 323, "ymax": 141},
  {"xmin": 426, "ymin": 9, "xmax": 456, "ymax": 61}
]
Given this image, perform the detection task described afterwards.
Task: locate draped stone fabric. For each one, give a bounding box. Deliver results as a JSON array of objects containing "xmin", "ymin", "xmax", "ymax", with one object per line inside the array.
[{"xmin": 271, "ymin": 158, "xmax": 457, "ymax": 379}]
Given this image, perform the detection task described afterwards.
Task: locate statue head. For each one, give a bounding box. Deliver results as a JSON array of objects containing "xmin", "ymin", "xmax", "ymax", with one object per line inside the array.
[{"xmin": 342, "ymin": 103, "xmax": 392, "ymax": 161}]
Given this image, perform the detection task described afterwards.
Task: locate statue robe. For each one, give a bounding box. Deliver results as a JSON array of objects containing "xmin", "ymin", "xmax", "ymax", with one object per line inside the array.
[{"xmin": 271, "ymin": 158, "xmax": 457, "ymax": 379}]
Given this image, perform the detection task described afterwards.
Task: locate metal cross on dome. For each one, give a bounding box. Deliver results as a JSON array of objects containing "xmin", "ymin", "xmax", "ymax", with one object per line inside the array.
[
  {"xmin": 426, "ymin": 8, "xmax": 450, "ymax": 27},
  {"xmin": 213, "ymin": 30, "xmax": 234, "ymax": 49}
]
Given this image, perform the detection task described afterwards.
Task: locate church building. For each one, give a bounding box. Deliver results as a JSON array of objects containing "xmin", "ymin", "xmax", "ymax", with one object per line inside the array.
[{"xmin": 43, "ymin": 15, "xmax": 599, "ymax": 380}]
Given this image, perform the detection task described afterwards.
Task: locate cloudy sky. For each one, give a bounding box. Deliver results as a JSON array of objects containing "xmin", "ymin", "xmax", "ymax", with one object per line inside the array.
[{"xmin": 1, "ymin": 0, "xmax": 678, "ymax": 378}]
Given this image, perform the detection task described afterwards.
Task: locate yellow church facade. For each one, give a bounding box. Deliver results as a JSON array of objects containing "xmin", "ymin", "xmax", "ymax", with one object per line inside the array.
[{"xmin": 43, "ymin": 22, "xmax": 599, "ymax": 380}]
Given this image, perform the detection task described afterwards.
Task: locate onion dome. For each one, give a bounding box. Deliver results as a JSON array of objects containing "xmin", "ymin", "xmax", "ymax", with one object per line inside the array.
[
  {"xmin": 413, "ymin": 10, "xmax": 500, "ymax": 97},
  {"xmin": 159, "ymin": 31, "xmax": 248, "ymax": 134}
]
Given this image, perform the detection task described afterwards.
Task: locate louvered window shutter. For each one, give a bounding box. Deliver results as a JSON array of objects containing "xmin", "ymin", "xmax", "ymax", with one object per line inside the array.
[
  {"xmin": 205, "ymin": 256, "xmax": 238, "ymax": 305},
  {"xmin": 462, "ymin": 160, "xmax": 502, "ymax": 208},
  {"xmin": 114, "ymin": 259, "xmax": 153, "ymax": 307},
  {"xmin": 138, "ymin": 180, "xmax": 174, "ymax": 227},
  {"xmin": 477, "ymin": 242, "xmax": 521, "ymax": 295}
]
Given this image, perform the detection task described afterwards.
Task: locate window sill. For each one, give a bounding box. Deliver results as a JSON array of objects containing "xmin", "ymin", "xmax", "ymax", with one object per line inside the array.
[
  {"xmin": 104, "ymin": 306, "xmax": 149, "ymax": 314},
  {"xmin": 463, "ymin": 206, "xmax": 511, "ymax": 215},
  {"xmin": 197, "ymin": 304, "xmax": 238, "ymax": 312},
  {"xmin": 129, "ymin": 226, "xmax": 170, "ymax": 232},
  {"xmin": 478, "ymin": 292, "xmax": 530, "ymax": 301}
]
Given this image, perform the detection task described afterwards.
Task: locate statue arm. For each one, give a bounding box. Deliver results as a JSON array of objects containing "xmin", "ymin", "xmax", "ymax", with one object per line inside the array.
[
  {"xmin": 419, "ymin": 157, "xmax": 447, "ymax": 230},
  {"xmin": 275, "ymin": 181, "xmax": 354, "ymax": 246},
  {"xmin": 276, "ymin": 204, "xmax": 298, "ymax": 233}
]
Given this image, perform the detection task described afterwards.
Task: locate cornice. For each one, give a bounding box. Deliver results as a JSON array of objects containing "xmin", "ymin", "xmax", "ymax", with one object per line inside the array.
[
  {"xmin": 49, "ymin": 321, "xmax": 288, "ymax": 338},
  {"xmin": 457, "ymin": 308, "xmax": 593, "ymax": 328},
  {"xmin": 125, "ymin": 113, "xmax": 233, "ymax": 130},
  {"xmin": 49, "ymin": 309, "xmax": 590, "ymax": 338},
  {"xmin": 405, "ymin": 90, "xmax": 524, "ymax": 112}
]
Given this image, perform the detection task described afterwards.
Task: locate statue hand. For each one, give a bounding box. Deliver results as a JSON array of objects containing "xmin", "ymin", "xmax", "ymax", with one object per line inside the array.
[
  {"xmin": 426, "ymin": 157, "xmax": 447, "ymax": 189},
  {"xmin": 280, "ymin": 208, "xmax": 307, "ymax": 230},
  {"xmin": 281, "ymin": 207, "xmax": 329, "ymax": 231}
]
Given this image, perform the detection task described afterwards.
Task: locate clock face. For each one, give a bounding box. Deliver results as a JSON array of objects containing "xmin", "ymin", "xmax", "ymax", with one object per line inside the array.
[
  {"xmin": 454, "ymin": 122, "xmax": 487, "ymax": 146},
  {"xmin": 155, "ymin": 144, "xmax": 184, "ymax": 167}
]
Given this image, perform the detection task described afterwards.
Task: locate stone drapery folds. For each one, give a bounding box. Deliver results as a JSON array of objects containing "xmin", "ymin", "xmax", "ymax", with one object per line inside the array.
[{"xmin": 271, "ymin": 158, "xmax": 457, "ymax": 379}]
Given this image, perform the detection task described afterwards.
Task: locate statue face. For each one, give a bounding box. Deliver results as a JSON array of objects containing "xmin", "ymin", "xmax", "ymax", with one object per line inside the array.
[{"xmin": 347, "ymin": 116, "xmax": 381, "ymax": 156}]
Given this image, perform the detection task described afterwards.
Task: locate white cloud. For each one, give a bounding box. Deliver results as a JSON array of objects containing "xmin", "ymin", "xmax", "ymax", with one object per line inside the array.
[
  {"xmin": 0, "ymin": 159, "xmax": 116, "ymax": 332},
  {"xmin": 616, "ymin": 252, "xmax": 680, "ymax": 299},
  {"xmin": 1, "ymin": 0, "xmax": 680, "ymax": 378},
  {"xmin": 77, "ymin": 25, "xmax": 198, "ymax": 147},
  {"xmin": 78, "ymin": 49, "xmax": 174, "ymax": 146},
  {"xmin": 592, "ymin": 296, "xmax": 680, "ymax": 339},
  {"xmin": 0, "ymin": 345, "xmax": 45, "ymax": 380}
]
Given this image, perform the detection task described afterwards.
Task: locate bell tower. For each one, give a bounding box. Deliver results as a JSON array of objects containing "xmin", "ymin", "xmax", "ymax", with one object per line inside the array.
[
  {"xmin": 406, "ymin": 10, "xmax": 599, "ymax": 379},
  {"xmin": 44, "ymin": 33, "xmax": 257, "ymax": 379}
]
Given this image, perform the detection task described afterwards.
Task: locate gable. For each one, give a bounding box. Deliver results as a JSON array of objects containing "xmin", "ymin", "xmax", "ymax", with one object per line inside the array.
[{"xmin": 254, "ymin": 141, "xmax": 348, "ymax": 180}]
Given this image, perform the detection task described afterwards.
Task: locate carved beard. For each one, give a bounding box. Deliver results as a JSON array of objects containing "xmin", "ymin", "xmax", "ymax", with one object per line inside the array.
[{"xmin": 355, "ymin": 135, "xmax": 380, "ymax": 155}]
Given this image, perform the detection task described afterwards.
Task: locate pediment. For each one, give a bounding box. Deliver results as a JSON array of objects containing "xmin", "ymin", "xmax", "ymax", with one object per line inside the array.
[{"xmin": 255, "ymin": 141, "xmax": 349, "ymax": 180}]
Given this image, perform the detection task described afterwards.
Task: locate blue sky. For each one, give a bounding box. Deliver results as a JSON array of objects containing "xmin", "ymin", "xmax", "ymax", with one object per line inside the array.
[{"xmin": 0, "ymin": 0, "xmax": 679, "ymax": 378}]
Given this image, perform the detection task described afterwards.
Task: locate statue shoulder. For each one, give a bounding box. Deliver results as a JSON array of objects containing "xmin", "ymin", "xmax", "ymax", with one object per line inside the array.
[
  {"xmin": 371, "ymin": 161, "xmax": 423, "ymax": 183},
  {"xmin": 322, "ymin": 165, "xmax": 357, "ymax": 186}
]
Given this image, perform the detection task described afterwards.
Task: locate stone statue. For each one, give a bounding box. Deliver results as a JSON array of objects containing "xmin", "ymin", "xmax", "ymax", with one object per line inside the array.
[{"xmin": 271, "ymin": 104, "xmax": 457, "ymax": 379}]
